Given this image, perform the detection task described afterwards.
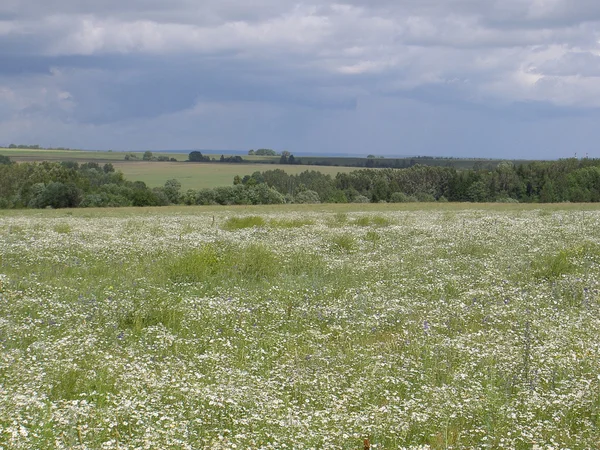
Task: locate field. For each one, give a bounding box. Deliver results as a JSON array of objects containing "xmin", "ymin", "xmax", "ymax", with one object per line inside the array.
[
  {"xmin": 113, "ymin": 162, "xmax": 359, "ymax": 191},
  {"xmin": 2, "ymin": 203, "xmax": 600, "ymax": 448},
  {"xmin": 0, "ymin": 148, "xmax": 280, "ymax": 164},
  {"xmin": 0, "ymin": 149, "xmax": 358, "ymax": 190}
]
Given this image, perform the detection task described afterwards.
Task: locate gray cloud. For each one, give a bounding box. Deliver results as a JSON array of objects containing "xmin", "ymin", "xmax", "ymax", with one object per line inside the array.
[{"xmin": 2, "ymin": 1, "xmax": 600, "ymax": 157}]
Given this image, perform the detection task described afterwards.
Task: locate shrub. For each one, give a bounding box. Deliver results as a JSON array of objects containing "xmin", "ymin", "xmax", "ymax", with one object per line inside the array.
[
  {"xmin": 196, "ymin": 188, "xmax": 216, "ymax": 205},
  {"xmin": 352, "ymin": 195, "xmax": 370, "ymax": 203},
  {"xmin": 295, "ymin": 190, "xmax": 321, "ymax": 204},
  {"xmin": 29, "ymin": 182, "xmax": 82, "ymax": 209},
  {"xmin": 416, "ymin": 192, "xmax": 436, "ymax": 202},
  {"xmin": 390, "ymin": 192, "xmax": 415, "ymax": 203}
]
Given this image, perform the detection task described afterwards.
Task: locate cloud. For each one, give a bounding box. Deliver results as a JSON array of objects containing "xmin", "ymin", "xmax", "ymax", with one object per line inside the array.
[{"xmin": 2, "ymin": 0, "xmax": 600, "ymax": 156}]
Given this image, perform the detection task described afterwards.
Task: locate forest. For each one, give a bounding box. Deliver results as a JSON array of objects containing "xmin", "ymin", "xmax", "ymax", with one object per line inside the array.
[{"xmin": 1, "ymin": 155, "xmax": 600, "ymax": 208}]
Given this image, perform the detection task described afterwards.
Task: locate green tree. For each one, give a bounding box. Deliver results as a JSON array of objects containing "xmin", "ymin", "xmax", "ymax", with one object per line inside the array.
[
  {"xmin": 255, "ymin": 149, "xmax": 277, "ymax": 156},
  {"xmin": 188, "ymin": 151, "xmax": 209, "ymax": 162},
  {"xmin": 163, "ymin": 179, "xmax": 182, "ymax": 204},
  {"xmin": 29, "ymin": 182, "xmax": 82, "ymax": 209},
  {"xmin": 143, "ymin": 151, "xmax": 153, "ymax": 161}
]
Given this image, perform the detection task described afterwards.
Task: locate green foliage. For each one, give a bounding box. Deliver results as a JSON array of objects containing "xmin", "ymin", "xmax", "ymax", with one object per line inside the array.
[
  {"xmin": 7, "ymin": 154, "xmax": 600, "ymax": 210},
  {"xmin": 163, "ymin": 179, "xmax": 182, "ymax": 204},
  {"xmin": 188, "ymin": 151, "xmax": 210, "ymax": 162},
  {"xmin": 28, "ymin": 182, "xmax": 82, "ymax": 209},
  {"xmin": 222, "ymin": 215, "xmax": 266, "ymax": 231},
  {"xmin": 255, "ymin": 148, "xmax": 277, "ymax": 156},
  {"xmin": 295, "ymin": 190, "xmax": 321, "ymax": 204}
]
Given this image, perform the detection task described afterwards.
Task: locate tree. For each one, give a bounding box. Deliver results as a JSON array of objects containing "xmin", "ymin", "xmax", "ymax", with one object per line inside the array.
[
  {"xmin": 295, "ymin": 190, "xmax": 321, "ymax": 204},
  {"xmin": 29, "ymin": 182, "xmax": 82, "ymax": 209},
  {"xmin": 248, "ymin": 150, "xmax": 255, "ymax": 156},
  {"xmin": 143, "ymin": 151, "xmax": 153, "ymax": 161},
  {"xmin": 255, "ymin": 149, "xmax": 277, "ymax": 156},
  {"xmin": 188, "ymin": 151, "xmax": 210, "ymax": 162},
  {"xmin": 163, "ymin": 179, "xmax": 182, "ymax": 204}
]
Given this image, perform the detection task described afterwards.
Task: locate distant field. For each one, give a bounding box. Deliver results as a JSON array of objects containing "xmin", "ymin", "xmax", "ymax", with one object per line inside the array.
[
  {"xmin": 0, "ymin": 149, "xmax": 357, "ymax": 189},
  {"xmin": 0, "ymin": 148, "xmax": 279, "ymax": 164},
  {"xmin": 113, "ymin": 161, "xmax": 359, "ymax": 190},
  {"xmin": 0, "ymin": 148, "xmax": 537, "ymax": 171}
]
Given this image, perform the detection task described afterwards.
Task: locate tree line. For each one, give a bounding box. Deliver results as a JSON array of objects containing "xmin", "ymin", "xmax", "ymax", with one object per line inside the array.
[
  {"xmin": 0, "ymin": 156, "xmax": 286, "ymax": 208},
  {"xmin": 2, "ymin": 155, "xmax": 600, "ymax": 208},
  {"xmin": 228, "ymin": 158, "xmax": 600, "ymax": 204}
]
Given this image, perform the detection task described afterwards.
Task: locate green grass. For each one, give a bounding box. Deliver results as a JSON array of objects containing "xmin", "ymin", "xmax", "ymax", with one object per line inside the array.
[
  {"xmin": 330, "ymin": 233, "xmax": 357, "ymax": 252},
  {"xmin": 2, "ymin": 205, "xmax": 600, "ymax": 448},
  {"xmin": 113, "ymin": 161, "xmax": 358, "ymax": 190},
  {"xmin": 268, "ymin": 218, "xmax": 316, "ymax": 228},
  {"xmin": 221, "ymin": 215, "xmax": 266, "ymax": 230},
  {"xmin": 0, "ymin": 149, "xmax": 360, "ymax": 191},
  {"xmin": 351, "ymin": 214, "xmax": 394, "ymax": 227}
]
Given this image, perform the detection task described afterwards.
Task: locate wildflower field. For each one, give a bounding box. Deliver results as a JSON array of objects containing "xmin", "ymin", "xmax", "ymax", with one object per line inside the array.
[{"xmin": 1, "ymin": 204, "xmax": 600, "ymax": 449}]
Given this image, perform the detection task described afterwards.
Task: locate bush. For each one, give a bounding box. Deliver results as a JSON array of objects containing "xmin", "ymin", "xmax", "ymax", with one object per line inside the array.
[
  {"xmin": 247, "ymin": 184, "xmax": 285, "ymax": 205},
  {"xmin": 390, "ymin": 192, "xmax": 417, "ymax": 203},
  {"xmin": 196, "ymin": 188, "xmax": 217, "ymax": 205},
  {"xmin": 29, "ymin": 182, "xmax": 82, "ymax": 209},
  {"xmin": 295, "ymin": 190, "xmax": 321, "ymax": 204},
  {"xmin": 416, "ymin": 192, "xmax": 436, "ymax": 202}
]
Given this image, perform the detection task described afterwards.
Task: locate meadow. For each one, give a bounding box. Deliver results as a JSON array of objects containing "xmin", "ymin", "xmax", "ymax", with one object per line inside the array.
[
  {"xmin": 112, "ymin": 162, "xmax": 358, "ymax": 191},
  {"xmin": 1, "ymin": 204, "xmax": 600, "ymax": 448},
  {"xmin": 0, "ymin": 148, "xmax": 358, "ymax": 191}
]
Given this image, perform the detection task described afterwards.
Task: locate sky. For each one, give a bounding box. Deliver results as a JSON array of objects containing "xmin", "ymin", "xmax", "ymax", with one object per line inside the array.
[{"xmin": 2, "ymin": 1, "xmax": 600, "ymax": 158}]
